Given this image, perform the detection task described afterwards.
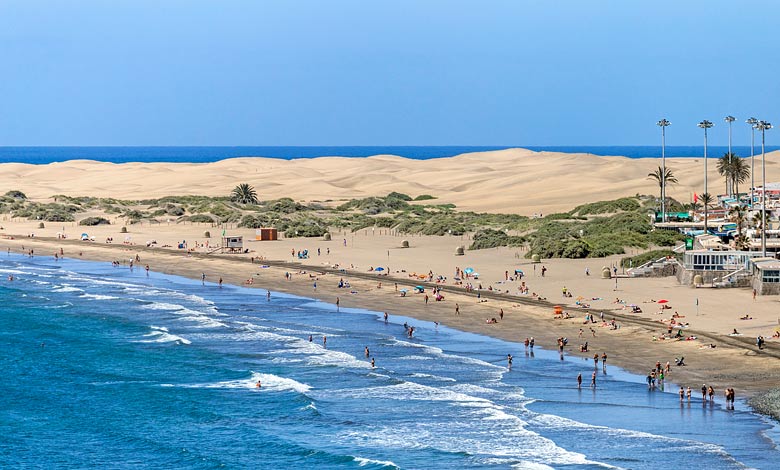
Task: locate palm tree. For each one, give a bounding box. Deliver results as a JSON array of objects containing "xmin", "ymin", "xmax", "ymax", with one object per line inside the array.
[
  {"xmin": 647, "ymin": 166, "xmax": 678, "ymax": 218},
  {"xmin": 729, "ymin": 205, "xmax": 748, "ymax": 248},
  {"xmin": 730, "ymin": 158, "xmax": 751, "ymax": 200},
  {"xmin": 717, "ymin": 153, "xmax": 751, "ymax": 199},
  {"xmin": 699, "ymin": 193, "xmax": 714, "ymax": 232},
  {"xmin": 231, "ymin": 183, "xmax": 258, "ymax": 205}
]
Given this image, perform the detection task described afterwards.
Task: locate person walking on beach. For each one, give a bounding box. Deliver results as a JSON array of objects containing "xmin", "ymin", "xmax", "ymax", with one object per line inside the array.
[
  {"xmin": 601, "ymin": 352, "xmax": 607, "ymax": 371},
  {"xmin": 524, "ymin": 337, "xmax": 530, "ymax": 350},
  {"xmin": 365, "ymin": 346, "xmax": 370, "ymax": 358},
  {"xmin": 507, "ymin": 354, "xmax": 513, "ymax": 369},
  {"xmin": 267, "ymin": 290, "xmax": 271, "ymax": 301},
  {"xmin": 384, "ymin": 312, "xmax": 388, "ymax": 323},
  {"xmin": 577, "ymin": 373, "xmax": 582, "ymax": 389},
  {"xmin": 686, "ymin": 387, "xmax": 692, "ymax": 401},
  {"xmin": 708, "ymin": 386, "xmax": 715, "ymax": 403},
  {"xmin": 218, "ymin": 277, "xmax": 223, "ymax": 288},
  {"xmin": 370, "ymin": 358, "xmax": 375, "ymax": 368},
  {"xmin": 455, "ymin": 303, "xmax": 460, "ymax": 315},
  {"xmin": 701, "ymin": 384, "xmax": 707, "ymax": 402},
  {"xmin": 499, "ymin": 309, "xmax": 504, "ymax": 320},
  {"xmin": 593, "ymin": 353, "xmax": 599, "ymax": 368},
  {"xmin": 335, "ymin": 297, "xmax": 340, "ymax": 311},
  {"xmin": 591, "ymin": 371, "xmax": 597, "ymax": 388},
  {"xmin": 424, "ymin": 294, "xmax": 429, "ymax": 305},
  {"xmin": 313, "ymin": 281, "xmax": 317, "ymax": 291},
  {"xmin": 541, "ymin": 266, "xmax": 547, "ymax": 277},
  {"xmin": 529, "ymin": 337, "xmax": 535, "ymax": 349},
  {"xmin": 323, "ymin": 336, "xmax": 327, "ymax": 347}
]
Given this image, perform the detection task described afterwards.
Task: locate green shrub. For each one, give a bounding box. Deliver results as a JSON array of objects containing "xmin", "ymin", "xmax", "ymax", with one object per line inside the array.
[
  {"xmin": 5, "ymin": 190, "xmax": 27, "ymax": 200},
  {"xmin": 413, "ymin": 194, "xmax": 436, "ymax": 201},
  {"xmin": 79, "ymin": 217, "xmax": 110, "ymax": 226},
  {"xmin": 189, "ymin": 214, "xmax": 217, "ymax": 224},
  {"xmin": 469, "ymin": 229, "xmax": 525, "ymax": 250},
  {"xmin": 387, "ymin": 192, "xmax": 412, "ymax": 201}
]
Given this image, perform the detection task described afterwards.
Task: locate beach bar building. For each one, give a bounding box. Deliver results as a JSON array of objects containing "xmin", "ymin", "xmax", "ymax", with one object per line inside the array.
[
  {"xmin": 255, "ymin": 228, "xmax": 278, "ymax": 241},
  {"xmin": 678, "ymin": 249, "xmax": 765, "ymax": 286},
  {"xmin": 221, "ymin": 235, "xmax": 244, "ymax": 253}
]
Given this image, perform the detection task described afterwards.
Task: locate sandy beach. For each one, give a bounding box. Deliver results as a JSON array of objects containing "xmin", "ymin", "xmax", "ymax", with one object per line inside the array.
[{"xmin": 2, "ymin": 149, "xmax": 780, "ymax": 399}]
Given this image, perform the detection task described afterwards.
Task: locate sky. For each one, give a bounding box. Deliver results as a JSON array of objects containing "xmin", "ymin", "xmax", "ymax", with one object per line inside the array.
[{"xmin": 0, "ymin": 0, "xmax": 778, "ymax": 146}]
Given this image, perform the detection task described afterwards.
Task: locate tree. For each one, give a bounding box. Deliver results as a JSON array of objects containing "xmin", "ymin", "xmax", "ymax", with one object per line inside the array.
[
  {"xmin": 717, "ymin": 153, "xmax": 751, "ymax": 199},
  {"xmin": 729, "ymin": 205, "xmax": 748, "ymax": 249},
  {"xmin": 699, "ymin": 193, "xmax": 714, "ymax": 232},
  {"xmin": 647, "ymin": 166, "xmax": 678, "ymax": 217},
  {"xmin": 230, "ymin": 183, "xmax": 258, "ymax": 205}
]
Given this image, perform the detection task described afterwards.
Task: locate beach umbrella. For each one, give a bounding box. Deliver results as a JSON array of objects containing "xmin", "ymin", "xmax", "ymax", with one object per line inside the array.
[
  {"xmin": 464, "ymin": 267, "xmax": 474, "ymax": 274},
  {"xmin": 400, "ymin": 288, "xmax": 409, "ymax": 292},
  {"xmin": 658, "ymin": 299, "xmax": 669, "ymax": 304},
  {"xmin": 375, "ymin": 267, "xmax": 385, "ymax": 271}
]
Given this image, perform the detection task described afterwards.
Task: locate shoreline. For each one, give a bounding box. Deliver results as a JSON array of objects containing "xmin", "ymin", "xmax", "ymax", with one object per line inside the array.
[{"xmin": 4, "ymin": 234, "xmax": 780, "ymax": 409}]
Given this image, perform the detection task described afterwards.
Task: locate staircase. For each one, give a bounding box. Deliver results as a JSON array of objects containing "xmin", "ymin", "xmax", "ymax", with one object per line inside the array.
[
  {"xmin": 627, "ymin": 256, "xmax": 680, "ymax": 278},
  {"xmin": 712, "ymin": 267, "xmax": 753, "ymax": 288}
]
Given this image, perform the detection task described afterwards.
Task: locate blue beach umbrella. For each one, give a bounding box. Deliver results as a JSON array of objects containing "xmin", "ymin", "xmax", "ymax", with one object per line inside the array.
[
  {"xmin": 464, "ymin": 267, "xmax": 474, "ymax": 274},
  {"xmin": 375, "ymin": 267, "xmax": 385, "ymax": 271}
]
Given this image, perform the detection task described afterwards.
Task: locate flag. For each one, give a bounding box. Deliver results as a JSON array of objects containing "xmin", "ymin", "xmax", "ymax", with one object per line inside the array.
[{"xmin": 693, "ymin": 193, "xmax": 699, "ymax": 203}]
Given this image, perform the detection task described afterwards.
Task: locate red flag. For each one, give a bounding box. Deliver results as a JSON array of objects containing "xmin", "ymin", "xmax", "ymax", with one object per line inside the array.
[{"xmin": 693, "ymin": 193, "xmax": 699, "ymax": 203}]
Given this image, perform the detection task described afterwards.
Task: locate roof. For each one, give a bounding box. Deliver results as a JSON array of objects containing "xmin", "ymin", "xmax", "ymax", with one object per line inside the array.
[{"xmin": 753, "ymin": 259, "xmax": 780, "ymax": 270}]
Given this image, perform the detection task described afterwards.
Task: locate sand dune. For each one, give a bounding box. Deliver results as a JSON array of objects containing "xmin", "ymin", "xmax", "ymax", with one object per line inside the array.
[{"xmin": 3, "ymin": 148, "xmax": 779, "ymax": 214}]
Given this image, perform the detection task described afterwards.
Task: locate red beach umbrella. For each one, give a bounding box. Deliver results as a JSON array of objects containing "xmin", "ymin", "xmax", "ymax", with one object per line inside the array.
[{"xmin": 658, "ymin": 299, "xmax": 669, "ymax": 304}]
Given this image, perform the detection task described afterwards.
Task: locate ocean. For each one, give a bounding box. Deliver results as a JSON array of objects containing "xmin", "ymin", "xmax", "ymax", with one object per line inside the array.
[
  {"xmin": 0, "ymin": 146, "xmax": 778, "ymax": 164},
  {"xmin": 2, "ymin": 254, "xmax": 779, "ymax": 469}
]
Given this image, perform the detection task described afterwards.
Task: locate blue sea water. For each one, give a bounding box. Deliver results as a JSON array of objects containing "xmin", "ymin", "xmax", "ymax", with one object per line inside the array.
[
  {"xmin": 2, "ymin": 254, "xmax": 779, "ymax": 469},
  {"xmin": 0, "ymin": 146, "xmax": 778, "ymax": 164}
]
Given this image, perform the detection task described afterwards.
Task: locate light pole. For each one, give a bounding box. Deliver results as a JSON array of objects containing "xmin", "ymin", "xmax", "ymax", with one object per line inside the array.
[
  {"xmin": 657, "ymin": 119, "xmax": 671, "ymax": 222},
  {"xmin": 725, "ymin": 115, "xmax": 736, "ymax": 198},
  {"xmin": 747, "ymin": 117, "xmax": 758, "ymax": 207},
  {"xmin": 698, "ymin": 120, "xmax": 714, "ymax": 230},
  {"xmin": 757, "ymin": 120, "xmax": 772, "ymax": 256}
]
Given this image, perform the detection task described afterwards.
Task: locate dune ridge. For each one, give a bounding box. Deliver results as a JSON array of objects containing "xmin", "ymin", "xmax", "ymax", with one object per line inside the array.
[{"xmin": 3, "ymin": 148, "xmax": 779, "ymax": 215}]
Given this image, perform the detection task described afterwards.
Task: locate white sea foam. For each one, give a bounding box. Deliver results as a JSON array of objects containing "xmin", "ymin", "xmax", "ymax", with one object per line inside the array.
[
  {"xmin": 352, "ymin": 456, "xmax": 399, "ymax": 468},
  {"xmin": 169, "ymin": 372, "xmax": 311, "ymax": 394},
  {"xmin": 0, "ymin": 268, "xmax": 30, "ymax": 275},
  {"xmin": 53, "ymin": 285, "xmax": 83, "ymax": 293},
  {"xmin": 176, "ymin": 316, "xmax": 226, "ymax": 329},
  {"xmin": 408, "ymin": 373, "xmax": 457, "ymax": 382},
  {"xmin": 80, "ymin": 293, "xmax": 120, "ymax": 301},
  {"xmin": 397, "ymin": 355, "xmax": 434, "ymax": 361},
  {"xmin": 136, "ymin": 326, "xmax": 191, "ymax": 345}
]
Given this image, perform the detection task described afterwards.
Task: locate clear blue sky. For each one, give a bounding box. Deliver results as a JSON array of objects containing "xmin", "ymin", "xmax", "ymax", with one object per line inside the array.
[{"xmin": 0, "ymin": 0, "xmax": 777, "ymax": 146}]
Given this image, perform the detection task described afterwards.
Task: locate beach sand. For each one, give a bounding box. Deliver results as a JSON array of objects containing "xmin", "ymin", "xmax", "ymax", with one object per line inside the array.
[
  {"xmin": 2, "ymin": 148, "xmax": 779, "ymax": 398},
  {"xmin": 2, "ymin": 148, "xmax": 779, "ymax": 215}
]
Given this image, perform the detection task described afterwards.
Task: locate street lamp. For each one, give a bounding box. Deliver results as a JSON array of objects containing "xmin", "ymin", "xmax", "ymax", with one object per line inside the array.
[
  {"xmin": 747, "ymin": 117, "xmax": 758, "ymax": 207},
  {"xmin": 698, "ymin": 120, "xmax": 714, "ymax": 231},
  {"xmin": 725, "ymin": 115, "xmax": 736, "ymax": 197},
  {"xmin": 756, "ymin": 120, "xmax": 772, "ymax": 256},
  {"xmin": 657, "ymin": 119, "xmax": 671, "ymax": 223}
]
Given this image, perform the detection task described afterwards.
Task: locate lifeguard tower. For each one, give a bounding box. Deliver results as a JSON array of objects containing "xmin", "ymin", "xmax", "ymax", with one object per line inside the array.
[{"xmin": 221, "ymin": 235, "xmax": 244, "ymax": 253}]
